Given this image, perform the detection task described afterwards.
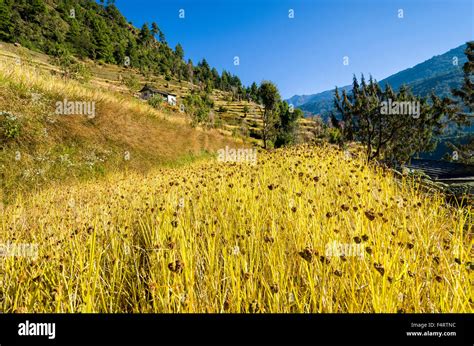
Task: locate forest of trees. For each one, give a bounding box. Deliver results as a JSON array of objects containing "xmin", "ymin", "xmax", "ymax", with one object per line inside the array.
[{"xmin": 0, "ymin": 0, "xmax": 246, "ymax": 95}]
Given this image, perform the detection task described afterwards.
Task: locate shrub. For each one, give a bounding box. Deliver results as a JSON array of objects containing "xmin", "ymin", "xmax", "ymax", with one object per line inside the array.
[
  {"xmin": 327, "ymin": 127, "xmax": 342, "ymax": 144},
  {"xmin": 0, "ymin": 111, "xmax": 21, "ymax": 141},
  {"xmin": 183, "ymin": 94, "xmax": 211, "ymax": 126},
  {"xmin": 148, "ymin": 95, "xmax": 164, "ymax": 109}
]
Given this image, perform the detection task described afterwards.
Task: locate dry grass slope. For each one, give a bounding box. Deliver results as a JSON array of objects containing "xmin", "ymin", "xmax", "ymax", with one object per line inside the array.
[{"xmin": 0, "ymin": 52, "xmax": 241, "ymax": 200}]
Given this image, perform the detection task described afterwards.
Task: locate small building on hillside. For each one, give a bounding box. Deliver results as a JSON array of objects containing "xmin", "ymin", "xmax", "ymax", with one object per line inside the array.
[
  {"xmin": 399, "ymin": 159, "xmax": 474, "ymax": 204},
  {"xmin": 139, "ymin": 85, "xmax": 177, "ymax": 106},
  {"xmin": 402, "ymin": 159, "xmax": 474, "ymax": 183}
]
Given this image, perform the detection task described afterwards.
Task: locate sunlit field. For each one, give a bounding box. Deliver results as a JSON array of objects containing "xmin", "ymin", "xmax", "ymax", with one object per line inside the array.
[{"xmin": 1, "ymin": 145, "xmax": 471, "ymax": 313}]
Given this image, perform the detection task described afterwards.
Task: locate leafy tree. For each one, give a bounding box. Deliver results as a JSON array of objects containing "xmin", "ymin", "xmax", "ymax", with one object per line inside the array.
[
  {"xmin": 274, "ymin": 101, "xmax": 303, "ymax": 147},
  {"xmin": 122, "ymin": 73, "xmax": 140, "ymax": 91},
  {"xmin": 0, "ymin": 0, "xmax": 13, "ymax": 41},
  {"xmin": 67, "ymin": 21, "xmax": 92, "ymax": 58},
  {"xmin": 91, "ymin": 16, "xmax": 114, "ymax": 62},
  {"xmin": 51, "ymin": 48, "xmax": 91, "ymax": 81},
  {"xmin": 184, "ymin": 93, "xmax": 213, "ymax": 127},
  {"xmin": 258, "ymin": 81, "xmax": 281, "ymax": 149},
  {"xmin": 148, "ymin": 94, "xmax": 164, "ymax": 109}
]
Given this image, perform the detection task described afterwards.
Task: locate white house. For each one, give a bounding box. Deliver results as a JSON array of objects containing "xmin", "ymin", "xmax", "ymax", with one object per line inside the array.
[{"xmin": 139, "ymin": 85, "xmax": 177, "ymax": 106}]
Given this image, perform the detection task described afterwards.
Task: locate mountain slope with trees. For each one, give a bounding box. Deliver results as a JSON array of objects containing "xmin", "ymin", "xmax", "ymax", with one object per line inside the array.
[
  {"xmin": 0, "ymin": 0, "xmax": 251, "ymax": 97},
  {"xmin": 288, "ymin": 44, "xmax": 468, "ymax": 118}
]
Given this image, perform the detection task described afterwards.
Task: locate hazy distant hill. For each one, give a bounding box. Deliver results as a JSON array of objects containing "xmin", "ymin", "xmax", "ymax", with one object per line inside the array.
[{"xmin": 288, "ymin": 44, "xmax": 468, "ymax": 119}]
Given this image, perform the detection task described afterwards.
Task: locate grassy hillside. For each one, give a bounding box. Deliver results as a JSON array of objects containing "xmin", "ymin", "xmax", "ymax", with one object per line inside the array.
[
  {"xmin": 1, "ymin": 144, "xmax": 470, "ymax": 312},
  {"xmin": 0, "ymin": 41, "xmax": 318, "ymax": 145},
  {"xmin": 0, "ymin": 43, "xmax": 242, "ymax": 202},
  {"xmin": 0, "ymin": 0, "xmax": 249, "ymax": 101}
]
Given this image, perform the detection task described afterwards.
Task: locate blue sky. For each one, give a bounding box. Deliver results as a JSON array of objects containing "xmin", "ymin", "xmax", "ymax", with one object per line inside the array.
[{"xmin": 113, "ymin": 0, "xmax": 473, "ymax": 99}]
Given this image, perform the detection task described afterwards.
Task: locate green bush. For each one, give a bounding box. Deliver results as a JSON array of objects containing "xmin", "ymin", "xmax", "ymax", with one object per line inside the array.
[
  {"xmin": 0, "ymin": 111, "xmax": 21, "ymax": 141},
  {"xmin": 183, "ymin": 94, "xmax": 211, "ymax": 126},
  {"xmin": 148, "ymin": 95, "xmax": 164, "ymax": 109},
  {"xmin": 327, "ymin": 127, "xmax": 342, "ymax": 144}
]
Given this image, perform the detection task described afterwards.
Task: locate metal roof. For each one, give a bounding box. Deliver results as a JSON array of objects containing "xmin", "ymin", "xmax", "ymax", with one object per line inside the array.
[
  {"xmin": 139, "ymin": 85, "xmax": 176, "ymax": 97},
  {"xmin": 403, "ymin": 159, "xmax": 474, "ymax": 181}
]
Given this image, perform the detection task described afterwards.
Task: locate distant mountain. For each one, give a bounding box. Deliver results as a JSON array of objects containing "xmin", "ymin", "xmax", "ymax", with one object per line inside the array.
[{"xmin": 288, "ymin": 44, "xmax": 468, "ymax": 120}]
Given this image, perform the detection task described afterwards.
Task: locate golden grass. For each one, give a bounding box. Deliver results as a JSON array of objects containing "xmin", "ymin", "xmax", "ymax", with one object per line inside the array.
[{"xmin": 1, "ymin": 145, "xmax": 471, "ymax": 313}]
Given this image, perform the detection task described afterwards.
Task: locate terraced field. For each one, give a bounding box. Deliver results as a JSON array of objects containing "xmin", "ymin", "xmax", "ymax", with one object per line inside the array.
[{"xmin": 1, "ymin": 145, "xmax": 471, "ymax": 312}]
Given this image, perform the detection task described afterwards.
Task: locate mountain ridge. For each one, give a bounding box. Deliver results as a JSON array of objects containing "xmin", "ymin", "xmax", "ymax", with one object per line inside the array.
[{"xmin": 287, "ymin": 44, "xmax": 468, "ymax": 119}]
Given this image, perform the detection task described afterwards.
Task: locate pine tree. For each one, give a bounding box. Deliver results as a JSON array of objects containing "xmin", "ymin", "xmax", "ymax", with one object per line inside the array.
[
  {"xmin": 332, "ymin": 75, "xmax": 457, "ymax": 163},
  {"xmin": 151, "ymin": 22, "xmax": 159, "ymax": 37},
  {"xmin": 250, "ymin": 82, "xmax": 259, "ymax": 102},
  {"xmin": 447, "ymin": 41, "xmax": 474, "ymax": 163},
  {"xmin": 452, "ymin": 41, "xmax": 474, "ymax": 114},
  {"xmin": 91, "ymin": 17, "xmax": 114, "ymax": 62},
  {"xmin": 139, "ymin": 23, "xmax": 152, "ymax": 46},
  {"xmin": 159, "ymin": 30, "xmax": 166, "ymax": 44},
  {"xmin": 175, "ymin": 43, "xmax": 184, "ymax": 60}
]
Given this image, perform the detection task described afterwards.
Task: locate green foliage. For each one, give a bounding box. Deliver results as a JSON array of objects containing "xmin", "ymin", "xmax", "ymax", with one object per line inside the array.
[
  {"xmin": 175, "ymin": 44, "xmax": 184, "ymax": 60},
  {"xmin": 448, "ymin": 41, "xmax": 474, "ymax": 164},
  {"xmin": 0, "ymin": 0, "xmax": 13, "ymax": 41},
  {"xmin": 258, "ymin": 81, "xmax": 281, "ymax": 149},
  {"xmin": 70, "ymin": 61, "xmax": 92, "ymax": 82},
  {"xmin": 184, "ymin": 93, "xmax": 213, "ymax": 127},
  {"xmin": 327, "ymin": 127, "xmax": 342, "ymax": 145},
  {"xmin": 148, "ymin": 94, "xmax": 164, "ymax": 109},
  {"xmin": 274, "ymin": 102, "xmax": 302, "ymax": 148},
  {"xmin": 249, "ymin": 82, "xmax": 259, "ymax": 102},
  {"xmin": 0, "ymin": 111, "xmax": 21, "ymax": 141},
  {"xmin": 51, "ymin": 49, "xmax": 91, "ymax": 82},
  {"xmin": 332, "ymin": 75, "xmax": 460, "ymax": 163},
  {"xmin": 452, "ymin": 41, "xmax": 473, "ymax": 114},
  {"xmin": 242, "ymin": 105, "xmax": 250, "ymax": 117}
]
